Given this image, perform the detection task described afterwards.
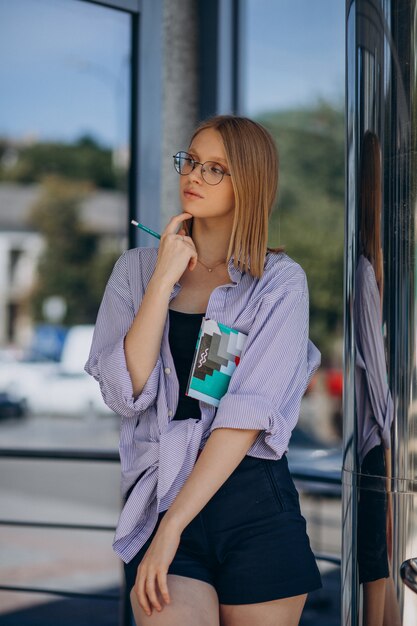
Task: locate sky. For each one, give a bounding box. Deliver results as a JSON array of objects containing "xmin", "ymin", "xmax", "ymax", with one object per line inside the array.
[
  {"xmin": 0, "ymin": 0, "xmax": 345, "ymax": 148},
  {"xmin": 245, "ymin": 0, "xmax": 345, "ymax": 115},
  {"xmin": 0, "ymin": 0, "xmax": 131, "ymax": 148}
]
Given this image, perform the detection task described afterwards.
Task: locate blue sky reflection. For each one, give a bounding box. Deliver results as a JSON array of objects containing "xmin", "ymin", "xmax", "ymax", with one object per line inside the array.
[
  {"xmin": 0, "ymin": 0, "xmax": 344, "ymax": 147},
  {"xmin": 245, "ymin": 0, "xmax": 345, "ymax": 115},
  {"xmin": 0, "ymin": 0, "xmax": 130, "ymax": 148}
]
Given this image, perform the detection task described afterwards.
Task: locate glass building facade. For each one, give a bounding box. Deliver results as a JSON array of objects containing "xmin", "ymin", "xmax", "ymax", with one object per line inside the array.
[
  {"xmin": 0, "ymin": 1, "xmax": 354, "ymax": 624},
  {"xmin": 343, "ymin": 1, "xmax": 417, "ymax": 624}
]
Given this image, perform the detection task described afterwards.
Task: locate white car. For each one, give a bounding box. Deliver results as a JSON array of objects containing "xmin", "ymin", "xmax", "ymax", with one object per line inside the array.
[{"xmin": 0, "ymin": 326, "xmax": 115, "ymax": 417}]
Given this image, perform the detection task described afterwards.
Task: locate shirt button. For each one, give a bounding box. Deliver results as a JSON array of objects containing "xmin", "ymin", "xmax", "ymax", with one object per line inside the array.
[
  {"xmin": 164, "ymin": 367, "xmax": 171, "ymax": 375},
  {"xmin": 168, "ymin": 409, "xmax": 173, "ymax": 417}
]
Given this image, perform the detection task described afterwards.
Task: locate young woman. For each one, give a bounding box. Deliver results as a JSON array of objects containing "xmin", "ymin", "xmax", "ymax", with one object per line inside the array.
[{"xmin": 85, "ymin": 115, "xmax": 322, "ymax": 626}]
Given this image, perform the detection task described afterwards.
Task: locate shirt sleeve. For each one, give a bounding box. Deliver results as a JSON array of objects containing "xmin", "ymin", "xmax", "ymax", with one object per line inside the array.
[
  {"xmin": 84, "ymin": 251, "xmax": 161, "ymax": 418},
  {"xmin": 210, "ymin": 277, "xmax": 321, "ymax": 458},
  {"xmin": 356, "ymin": 263, "xmax": 393, "ymax": 448}
]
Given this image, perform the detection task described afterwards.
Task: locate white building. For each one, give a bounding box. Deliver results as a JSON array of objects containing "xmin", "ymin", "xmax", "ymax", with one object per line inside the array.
[{"xmin": 0, "ymin": 181, "xmax": 127, "ymax": 347}]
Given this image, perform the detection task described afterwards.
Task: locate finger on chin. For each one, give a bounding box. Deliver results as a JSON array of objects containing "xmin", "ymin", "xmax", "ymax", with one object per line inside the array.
[{"xmin": 165, "ymin": 213, "xmax": 192, "ymax": 235}]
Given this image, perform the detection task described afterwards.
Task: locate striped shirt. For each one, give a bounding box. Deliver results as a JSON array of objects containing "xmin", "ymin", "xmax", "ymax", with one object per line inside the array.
[
  {"xmin": 85, "ymin": 246, "xmax": 321, "ymax": 563},
  {"xmin": 354, "ymin": 254, "xmax": 393, "ymax": 465}
]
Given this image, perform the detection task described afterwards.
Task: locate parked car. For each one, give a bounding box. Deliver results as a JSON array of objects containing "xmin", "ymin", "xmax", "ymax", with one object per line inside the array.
[
  {"xmin": 0, "ymin": 326, "xmax": 114, "ymax": 418},
  {"xmin": 288, "ymin": 425, "xmax": 342, "ymax": 497},
  {"xmin": 0, "ymin": 391, "xmax": 27, "ymax": 419}
]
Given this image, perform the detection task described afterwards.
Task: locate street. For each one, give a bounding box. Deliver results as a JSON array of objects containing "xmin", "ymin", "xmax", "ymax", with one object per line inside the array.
[{"xmin": 0, "ymin": 414, "xmax": 341, "ymax": 625}]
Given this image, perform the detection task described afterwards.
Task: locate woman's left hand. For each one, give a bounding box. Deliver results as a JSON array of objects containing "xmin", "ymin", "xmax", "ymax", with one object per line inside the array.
[{"xmin": 133, "ymin": 521, "xmax": 181, "ymax": 616}]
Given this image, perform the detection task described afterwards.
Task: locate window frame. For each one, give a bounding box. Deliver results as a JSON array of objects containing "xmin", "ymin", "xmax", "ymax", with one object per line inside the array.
[{"xmin": 78, "ymin": 0, "xmax": 163, "ymax": 248}]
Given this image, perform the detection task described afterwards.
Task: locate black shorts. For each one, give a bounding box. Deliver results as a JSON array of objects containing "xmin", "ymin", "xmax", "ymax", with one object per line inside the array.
[
  {"xmin": 124, "ymin": 454, "xmax": 322, "ymax": 605},
  {"xmin": 357, "ymin": 444, "xmax": 389, "ymax": 584}
]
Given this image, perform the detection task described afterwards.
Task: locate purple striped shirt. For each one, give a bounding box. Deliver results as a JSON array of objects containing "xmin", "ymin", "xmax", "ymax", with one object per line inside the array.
[
  {"xmin": 85, "ymin": 246, "xmax": 321, "ymax": 563},
  {"xmin": 354, "ymin": 254, "xmax": 393, "ymax": 465}
]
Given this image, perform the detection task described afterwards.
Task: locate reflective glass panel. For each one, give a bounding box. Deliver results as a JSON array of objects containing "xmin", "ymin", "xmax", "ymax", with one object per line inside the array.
[
  {"xmin": 243, "ymin": 2, "xmax": 345, "ymax": 621},
  {"xmin": 0, "ymin": 0, "xmax": 130, "ymax": 445},
  {"xmin": 0, "ymin": 0, "xmax": 131, "ymax": 619}
]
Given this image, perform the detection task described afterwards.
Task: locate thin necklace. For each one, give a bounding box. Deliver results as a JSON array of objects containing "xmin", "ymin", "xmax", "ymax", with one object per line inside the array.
[{"xmin": 197, "ymin": 257, "xmax": 227, "ymax": 273}]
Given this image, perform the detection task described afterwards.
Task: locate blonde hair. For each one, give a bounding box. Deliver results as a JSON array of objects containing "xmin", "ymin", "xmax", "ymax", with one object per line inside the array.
[
  {"xmin": 183, "ymin": 115, "xmax": 284, "ymax": 278},
  {"xmin": 359, "ymin": 130, "xmax": 383, "ymax": 294}
]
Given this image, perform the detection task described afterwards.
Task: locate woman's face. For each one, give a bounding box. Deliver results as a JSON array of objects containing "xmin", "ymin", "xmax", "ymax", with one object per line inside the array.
[{"xmin": 179, "ymin": 128, "xmax": 235, "ymax": 220}]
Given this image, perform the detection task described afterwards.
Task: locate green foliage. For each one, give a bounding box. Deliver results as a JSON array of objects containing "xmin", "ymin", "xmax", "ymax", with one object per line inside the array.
[
  {"xmin": 28, "ymin": 175, "xmax": 119, "ymax": 325},
  {"xmin": 0, "ymin": 134, "xmax": 125, "ymax": 190},
  {"xmin": 258, "ymin": 101, "xmax": 344, "ymax": 359}
]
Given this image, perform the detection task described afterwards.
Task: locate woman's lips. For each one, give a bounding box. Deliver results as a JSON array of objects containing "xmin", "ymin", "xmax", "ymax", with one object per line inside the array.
[{"xmin": 184, "ymin": 189, "xmax": 203, "ymax": 199}]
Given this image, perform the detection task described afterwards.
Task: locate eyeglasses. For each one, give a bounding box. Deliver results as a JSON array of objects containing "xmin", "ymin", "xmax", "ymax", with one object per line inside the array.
[{"xmin": 173, "ymin": 151, "xmax": 231, "ymax": 185}]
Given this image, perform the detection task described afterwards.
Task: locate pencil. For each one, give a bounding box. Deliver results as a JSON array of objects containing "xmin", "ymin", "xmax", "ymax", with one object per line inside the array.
[{"xmin": 131, "ymin": 220, "xmax": 161, "ymax": 240}]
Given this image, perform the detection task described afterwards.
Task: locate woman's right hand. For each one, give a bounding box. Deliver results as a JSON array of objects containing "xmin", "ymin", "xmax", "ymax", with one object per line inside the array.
[{"xmin": 152, "ymin": 213, "xmax": 197, "ymax": 288}]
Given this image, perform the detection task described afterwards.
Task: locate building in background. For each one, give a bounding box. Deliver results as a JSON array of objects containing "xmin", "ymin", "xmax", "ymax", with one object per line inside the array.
[{"xmin": 0, "ymin": 181, "xmax": 126, "ymax": 347}]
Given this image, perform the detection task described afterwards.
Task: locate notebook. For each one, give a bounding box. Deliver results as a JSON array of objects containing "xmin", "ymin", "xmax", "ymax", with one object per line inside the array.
[{"xmin": 186, "ymin": 317, "xmax": 248, "ymax": 407}]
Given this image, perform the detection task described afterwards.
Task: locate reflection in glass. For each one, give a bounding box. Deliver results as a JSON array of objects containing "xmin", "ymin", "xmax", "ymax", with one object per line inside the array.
[
  {"xmin": 244, "ymin": 0, "xmax": 345, "ymax": 447},
  {"xmin": 355, "ymin": 129, "xmax": 400, "ymax": 625},
  {"xmin": 0, "ymin": 1, "xmax": 131, "ymax": 619},
  {"xmin": 344, "ymin": 1, "xmax": 417, "ymax": 623},
  {"xmin": 400, "ymin": 558, "xmax": 417, "ymax": 595},
  {"xmin": 0, "ymin": 0, "xmax": 130, "ymax": 434},
  {"xmin": 243, "ymin": 2, "xmax": 345, "ymax": 621}
]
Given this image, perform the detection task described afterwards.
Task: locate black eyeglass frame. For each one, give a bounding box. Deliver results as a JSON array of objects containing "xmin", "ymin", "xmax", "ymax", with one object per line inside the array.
[{"xmin": 172, "ymin": 151, "xmax": 231, "ymax": 185}]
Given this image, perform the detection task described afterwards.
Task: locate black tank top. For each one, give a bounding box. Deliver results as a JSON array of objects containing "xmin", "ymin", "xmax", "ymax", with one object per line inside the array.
[{"xmin": 168, "ymin": 308, "xmax": 205, "ymax": 420}]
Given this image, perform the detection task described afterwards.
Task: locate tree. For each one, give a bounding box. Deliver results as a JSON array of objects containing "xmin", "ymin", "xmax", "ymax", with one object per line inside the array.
[
  {"xmin": 28, "ymin": 175, "xmax": 118, "ymax": 326},
  {"xmin": 0, "ymin": 134, "xmax": 123, "ymax": 189},
  {"xmin": 258, "ymin": 101, "xmax": 345, "ymax": 358}
]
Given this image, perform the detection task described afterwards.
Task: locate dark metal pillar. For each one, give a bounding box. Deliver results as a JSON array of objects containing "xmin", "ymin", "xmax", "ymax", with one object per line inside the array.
[{"xmin": 343, "ymin": 0, "xmax": 417, "ymax": 623}]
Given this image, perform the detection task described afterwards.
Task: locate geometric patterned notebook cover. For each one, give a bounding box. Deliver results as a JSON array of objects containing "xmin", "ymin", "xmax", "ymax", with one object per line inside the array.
[{"xmin": 186, "ymin": 317, "xmax": 248, "ymax": 407}]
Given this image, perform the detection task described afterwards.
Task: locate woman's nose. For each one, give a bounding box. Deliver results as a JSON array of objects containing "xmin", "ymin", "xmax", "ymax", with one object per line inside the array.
[{"xmin": 188, "ymin": 164, "xmax": 204, "ymax": 184}]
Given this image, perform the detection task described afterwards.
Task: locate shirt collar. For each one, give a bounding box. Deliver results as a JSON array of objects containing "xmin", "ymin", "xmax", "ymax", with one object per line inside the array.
[
  {"xmin": 228, "ymin": 252, "xmax": 256, "ymax": 283},
  {"xmin": 227, "ymin": 256, "xmax": 243, "ymax": 283}
]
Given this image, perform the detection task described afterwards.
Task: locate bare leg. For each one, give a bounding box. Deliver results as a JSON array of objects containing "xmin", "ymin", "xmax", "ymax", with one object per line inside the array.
[
  {"xmin": 220, "ymin": 593, "xmax": 307, "ymax": 626},
  {"xmin": 130, "ymin": 574, "xmax": 220, "ymax": 626},
  {"xmin": 382, "ymin": 575, "xmax": 401, "ymax": 626},
  {"xmin": 362, "ymin": 579, "xmax": 386, "ymax": 626}
]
